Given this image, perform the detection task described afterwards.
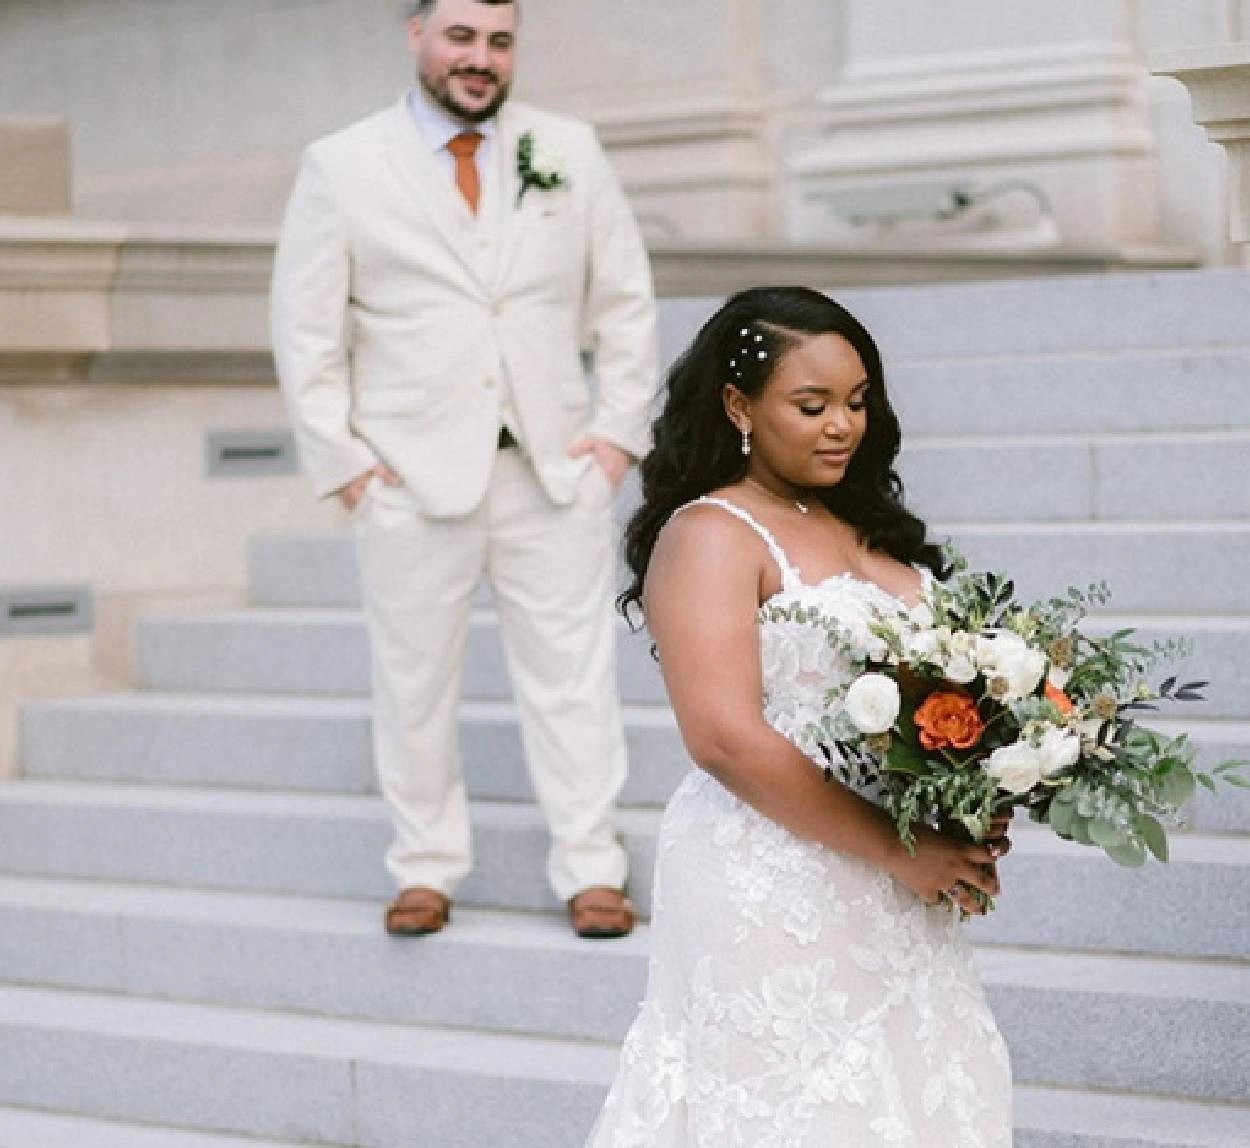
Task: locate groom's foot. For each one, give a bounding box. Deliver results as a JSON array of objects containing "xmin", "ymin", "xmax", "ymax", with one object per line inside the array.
[
  {"xmin": 385, "ymin": 887, "xmax": 451, "ymax": 936},
  {"xmin": 569, "ymin": 886, "xmax": 635, "ymax": 939}
]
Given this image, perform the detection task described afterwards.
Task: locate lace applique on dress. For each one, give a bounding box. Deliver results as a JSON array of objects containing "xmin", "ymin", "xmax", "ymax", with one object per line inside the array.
[{"xmin": 586, "ymin": 498, "xmax": 1012, "ymax": 1148}]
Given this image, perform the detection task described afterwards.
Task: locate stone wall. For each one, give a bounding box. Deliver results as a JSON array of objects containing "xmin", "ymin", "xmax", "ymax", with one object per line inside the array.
[{"xmin": 0, "ymin": 0, "xmax": 1245, "ymax": 259}]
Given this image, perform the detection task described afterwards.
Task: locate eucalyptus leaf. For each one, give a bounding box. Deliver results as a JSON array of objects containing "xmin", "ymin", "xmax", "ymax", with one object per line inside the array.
[
  {"xmin": 1156, "ymin": 768, "xmax": 1195, "ymax": 809},
  {"xmin": 1106, "ymin": 841, "xmax": 1148, "ymax": 867},
  {"xmin": 1135, "ymin": 813, "xmax": 1169, "ymax": 863},
  {"xmin": 1088, "ymin": 819, "xmax": 1127, "ymax": 848}
]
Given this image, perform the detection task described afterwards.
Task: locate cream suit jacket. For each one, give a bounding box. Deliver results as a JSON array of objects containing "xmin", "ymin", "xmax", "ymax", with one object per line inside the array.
[{"xmin": 271, "ymin": 95, "xmax": 658, "ymax": 514}]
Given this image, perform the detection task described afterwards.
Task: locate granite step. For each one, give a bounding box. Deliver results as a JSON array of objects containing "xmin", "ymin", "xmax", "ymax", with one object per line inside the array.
[
  {"xmin": 0, "ymin": 984, "xmax": 1246, "ymax": 1146},
  {"xmin": 0, "ymin": 984, "xmax": 612, "ymax": 1147},
  {"xmin": 246, "ymin": 524, "xmax": 1250, "ymax": 614},
  {"xmin": 134, "ymin": 607, "xmax": 1250, "ymax": 718},
  {"xmin": 0, "ymin": 782, "xmax": 1247, "ymax": 959},
  {"xmin": 17, "ymin": 694, "xmax": 686, "ymax": 809},
  {"xmin": 17, "ymin": 694, "xmax": 1250, "ymax": 831},
  {"xmin": 0, "ymin": 875, "xmax": 1246, "ymax": 1101},
  {"xmin": 659, "ymin": 269, "xmax": 1250, "ymax": 366},
  {"xmin": 0, "ymin": 1107, "xmax": 319, "ymax": 1148}
]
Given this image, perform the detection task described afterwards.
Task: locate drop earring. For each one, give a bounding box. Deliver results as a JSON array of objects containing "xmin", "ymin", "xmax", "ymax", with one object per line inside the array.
[{"xmin": 741, "ymin": 428, "xmax": 752, "ymax": 456}]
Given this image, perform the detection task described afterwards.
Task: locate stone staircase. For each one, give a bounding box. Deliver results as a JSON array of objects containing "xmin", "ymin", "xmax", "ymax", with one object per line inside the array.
[{"xmin": 3, "ymin": 268, "xmax": 1250, "ymax": 1147}]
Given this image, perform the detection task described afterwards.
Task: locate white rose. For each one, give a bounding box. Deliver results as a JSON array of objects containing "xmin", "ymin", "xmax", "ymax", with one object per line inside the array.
[
  {"xmin": 948, "ymin": 631, "xmax": 977, "ymax": 657},
  {"xmin": 909, "ymin": 602, "xmax": 935, "ymax": 629},
  {"xmin": 906, "ymin": 629, "xmax": 940, "ymax": 662},
  {"xmin": 1037, "ymin": 726, "xmax": 1081, "ymax": 777},
  {"xmin": 974, "ymin": 630, "xmax": 1022, "ymax": 669},
  {"xmin": 843, "ymin": 673, "xmax": 901, "ymax": 735},
  {"xmin": 942, "ymin": 652, "xmax": 979, "ymax": 684},
  {"xmin": 986, "ymin": 741, "xmax": 1044, "ymax": 795},
  {"xmin": 977, "ymin": 631, "xmax": 1046, "ymax": 699}
]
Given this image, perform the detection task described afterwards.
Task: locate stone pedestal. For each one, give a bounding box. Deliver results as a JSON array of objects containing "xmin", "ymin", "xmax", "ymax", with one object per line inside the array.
[{"xmin": 1152, "ymin": 43, "xmax": 1250, "ymax": 243}]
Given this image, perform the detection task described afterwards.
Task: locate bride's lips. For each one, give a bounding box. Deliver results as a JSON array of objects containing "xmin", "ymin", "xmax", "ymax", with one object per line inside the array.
[{"xmin": 815, "ymin": 449, "xmax": 852, "ymax": 466}]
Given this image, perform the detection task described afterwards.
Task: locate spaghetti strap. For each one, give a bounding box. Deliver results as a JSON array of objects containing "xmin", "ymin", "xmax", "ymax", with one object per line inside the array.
[{"xmin": 672, "ymin": 496, "xmax": 800, "ymax": 590}]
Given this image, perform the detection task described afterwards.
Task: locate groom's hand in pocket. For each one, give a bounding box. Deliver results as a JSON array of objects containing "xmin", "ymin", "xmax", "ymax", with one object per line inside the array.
[
  {"xmin": 337, "ymin": 463, "xmax": 402, "ymax": 511},
  {"xmin": 567, "ymin": 436, "xmax": 632, "ymax": 489}
]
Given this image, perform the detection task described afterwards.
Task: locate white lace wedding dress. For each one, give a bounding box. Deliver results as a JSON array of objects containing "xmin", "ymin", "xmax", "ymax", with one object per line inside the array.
[{"xmin": 586, "ymin": 498, "xmax": 1012, "ymax": 1147}]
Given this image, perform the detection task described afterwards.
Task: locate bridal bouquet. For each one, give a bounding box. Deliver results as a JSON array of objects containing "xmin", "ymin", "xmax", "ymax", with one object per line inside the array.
[{"xmin": 776, "ymin": 551, "xmax": 1244, "ymax": 880}]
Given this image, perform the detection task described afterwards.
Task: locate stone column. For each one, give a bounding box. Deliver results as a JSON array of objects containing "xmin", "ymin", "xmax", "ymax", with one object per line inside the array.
[
  {"xmin": 1151, "ymin": 43, "xmax": 1250, "ymax": 245},
  {"xmin": 785, "ymin": 0, "xmax": 1163, "ymax": 252}
]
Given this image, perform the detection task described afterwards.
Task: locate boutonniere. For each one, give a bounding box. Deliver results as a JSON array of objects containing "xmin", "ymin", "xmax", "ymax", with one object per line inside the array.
[{"xmin": 516, "ymin": 130, "xmax": 568, "ymax": 207}]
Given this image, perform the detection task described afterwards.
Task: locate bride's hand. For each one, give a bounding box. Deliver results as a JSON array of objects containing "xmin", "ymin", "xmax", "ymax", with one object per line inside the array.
[{"xmin": 885, "ymin": 823, "xmax": 1002, "ymax": 916}]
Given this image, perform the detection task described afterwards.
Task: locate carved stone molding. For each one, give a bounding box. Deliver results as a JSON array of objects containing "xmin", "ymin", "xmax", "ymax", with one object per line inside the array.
[{"xmin": 1151, "ymin": 43, "xmax": 1250, "ymax": 243}]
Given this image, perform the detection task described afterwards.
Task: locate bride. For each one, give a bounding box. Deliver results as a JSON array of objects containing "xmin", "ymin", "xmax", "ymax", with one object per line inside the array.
[{"xmin": 586, "ymin": 286, "xmax": 1013, "ymax": 1146}]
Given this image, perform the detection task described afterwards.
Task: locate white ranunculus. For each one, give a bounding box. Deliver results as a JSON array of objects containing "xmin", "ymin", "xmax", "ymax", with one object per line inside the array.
[
  {"xmin": 1037, "ymin": 726, "xmax": 1081, "ymax": 777},
  {"xmin": 986, "ymin": 741, "xmax": 1044, "ymax": 795},
  {"xmin": 843, "ymin": 673, "xmax": 901, "ymax": 735}
]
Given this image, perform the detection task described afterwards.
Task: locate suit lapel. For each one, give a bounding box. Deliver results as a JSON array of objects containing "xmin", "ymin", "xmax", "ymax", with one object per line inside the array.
[
  {"xmin": 491, "ymin": 103, "xmax": 529, "ymax": 292},
  {"xmin": 379, "ymin": 97, "xmax": 482, "ymax": 287}
]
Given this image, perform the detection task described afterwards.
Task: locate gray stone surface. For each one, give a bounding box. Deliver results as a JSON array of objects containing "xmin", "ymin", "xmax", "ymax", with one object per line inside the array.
[
  {"xmin": 0, "ymin": 782, "xmax": 660, "ymax": 915},
  {"xmin": 138, "ymin": 610, "xmax": 669, "ymax": 703},
  {"xmin": 1013, "ymin": 1086, "xmax": 1250, "ymax": 1148},
  {"xmin": 135, "ymin": 604, "xmax": 1248, "ymax": 715},
  {"xmin": 8, "ymin": 267, "xmax": 1250, "ymax": 1145},
  {"xmin": 1094, "ymin": 437, "xmax": 1250, "ymax": 520},
  {"xmin": 19, "ymin": 694, "xmax": 687, "ymax": 807},
  {"xmin": 2, "ymin": 783, "xmax": 1248, "ymax": 958},
  {"xmin": 981, "ymin": 948, "xmax": 1250, "ymax": 1102},
  {"xmin": 969, "ymin": 830, "xmax": 1250, "ymax": 959},
  {"xmin": 1, "ymin": 876, "xmax": 1246, "ymax": 1096},
  {"xmin": 0, "ymin": 1108, "xmax": 316, "ymax": 1148},
  {"xmin": 888, "ymin": 349, "xmax": 1250, "ymax": 437},
  {"xmin": 0, "ymin": 992, "xmax": 355, "ymax": 1143},
  {"xmin": 836, "ymin": 270, "xmax": 1250, "ymax": 361},
  {"xmin": 945, "ymin": 528, "xmax": 1250, "ymax": 617}
]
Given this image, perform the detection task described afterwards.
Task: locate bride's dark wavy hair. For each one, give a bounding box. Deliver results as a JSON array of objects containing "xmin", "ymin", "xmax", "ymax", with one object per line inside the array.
[{"xmin": 620, "ymin": 285, "xmax": 945, "ymax": 623}]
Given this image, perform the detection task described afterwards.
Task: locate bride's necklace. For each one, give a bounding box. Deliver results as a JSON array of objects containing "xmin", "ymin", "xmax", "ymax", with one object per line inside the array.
[{"xmin": 745, "ymin": 475, "xmax": 810, "ymax": 515}]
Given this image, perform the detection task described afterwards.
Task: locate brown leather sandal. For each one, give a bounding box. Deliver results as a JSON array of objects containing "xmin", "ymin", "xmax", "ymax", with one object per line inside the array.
[
  {"xmin": 385, "ymin": 887, "xmax": 451, "ymax": 937},
  {"xmin": 569, "ymin": 886, "xmax": 635, "ymax": 939}
]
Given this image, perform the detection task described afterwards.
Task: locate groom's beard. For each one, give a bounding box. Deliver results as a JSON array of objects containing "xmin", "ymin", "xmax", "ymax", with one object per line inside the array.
[{"xmin": 422, "ymin": 70, "xmax": 511, "ymax": 125}]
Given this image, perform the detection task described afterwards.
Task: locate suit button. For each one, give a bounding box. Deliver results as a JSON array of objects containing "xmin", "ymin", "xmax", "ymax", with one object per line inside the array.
[
  {"xmin": 483, "ymin": 378, "xmax": 496, "ymax": 390},
  {"xmin": 492, "ymin": 302, "xmax": 504, "ymax": 316}
]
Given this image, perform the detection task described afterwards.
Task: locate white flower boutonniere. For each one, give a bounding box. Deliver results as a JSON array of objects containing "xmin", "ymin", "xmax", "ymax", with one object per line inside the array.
[{"xmin": 516, "ymin": 130, "xmax": 568, "ymax": 207}]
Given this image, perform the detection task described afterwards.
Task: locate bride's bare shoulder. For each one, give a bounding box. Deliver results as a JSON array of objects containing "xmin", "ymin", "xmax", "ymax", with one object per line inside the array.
[{"xmin": 655, "ymin": 497, "xmax": 758, "ymax": 563}]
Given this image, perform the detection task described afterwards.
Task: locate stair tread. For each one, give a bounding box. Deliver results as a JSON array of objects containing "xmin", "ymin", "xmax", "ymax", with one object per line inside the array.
[
  {"xmin": 1, "ymin": 984, "xmax": 1248, "ymax": 1145},
  {"xmin": 4, "ymin": 778, "xmax": 1249, "ymax": 855},
  {"xmin": 1013, "ymin": 1086, "xmax": 1250, "ymax": 1144},
  {"xmin": 20, "ymin": 692, "xmax": 677, "ymax": 726},
  {"xmin": 0, "ymin": 983, "xmax": 617, "ymax": 1080},
  {"xmin": 0, "ymin": 1107, "xmax": 317, "ymax": 1148},
  {"xmin": 1, "ymin": 874, "xmax": 1246, "ymax": 1000}
]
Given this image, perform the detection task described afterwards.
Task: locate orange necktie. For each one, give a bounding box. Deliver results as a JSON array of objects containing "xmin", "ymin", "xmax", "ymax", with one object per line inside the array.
[{"xmin": 447, "ymin": 130, "xmax": 483, "ymax": 214}]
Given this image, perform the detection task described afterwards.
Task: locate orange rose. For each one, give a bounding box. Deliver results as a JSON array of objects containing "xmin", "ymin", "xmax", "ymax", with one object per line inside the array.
[
  {"xmin": 915, "ymin": 690, "xmax": 985, "ymax": 751},
  {"xmin": 1044, "ymin": 681, "xmax": 1075, "ymax": 715}
]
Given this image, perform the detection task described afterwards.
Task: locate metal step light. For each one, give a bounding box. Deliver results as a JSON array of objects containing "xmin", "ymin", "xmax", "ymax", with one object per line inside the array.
[
  {"xmin": 205, "ymin": 430, "xmax": 298, "ymax": 478},
  {"xmin": 0, "ymin": 584, "xmax": 93, "ymax": 636}
]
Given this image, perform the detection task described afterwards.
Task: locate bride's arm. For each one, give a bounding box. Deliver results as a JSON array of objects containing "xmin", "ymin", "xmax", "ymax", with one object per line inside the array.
[{"xmin": 645, "ymin": 510, "xmax": 1000, "ymax": 911}]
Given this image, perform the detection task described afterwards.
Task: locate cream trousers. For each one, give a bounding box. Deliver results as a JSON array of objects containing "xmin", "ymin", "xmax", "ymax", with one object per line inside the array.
[{"xmin": 353, "ymin": 447, "xmax": 630, "ymax": 902}]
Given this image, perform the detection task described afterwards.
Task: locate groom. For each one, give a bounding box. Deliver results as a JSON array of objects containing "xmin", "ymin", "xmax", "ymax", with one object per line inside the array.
[{"xmin": 271, "ymin": 0, "xmax": 658, "ymax": 939}]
